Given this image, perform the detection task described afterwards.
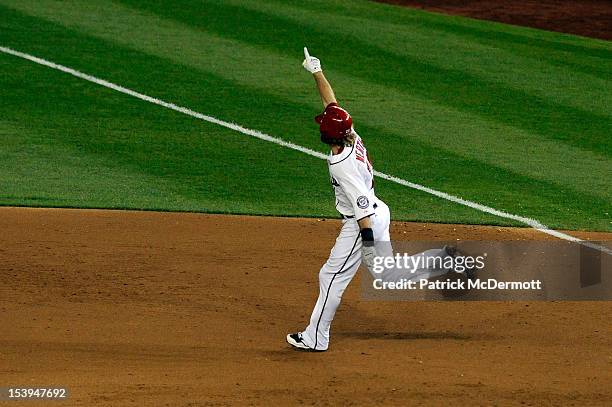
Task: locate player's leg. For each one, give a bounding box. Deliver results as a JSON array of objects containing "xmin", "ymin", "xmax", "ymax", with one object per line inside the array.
[
  {"xmin": 372, "ymin": 199, "xmax": 391, "ymax": 241},
  {"xmin": 300, "ymin": 219, "xmax": 362, "ymax": 351},
  {"xmin": 368, "ymin": 200, "xmax": 400, "ymax": 280}
]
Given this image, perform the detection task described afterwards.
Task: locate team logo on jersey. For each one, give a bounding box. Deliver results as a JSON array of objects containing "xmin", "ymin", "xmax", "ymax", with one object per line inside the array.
[{"xmin": 357, "ymin": 195, "xmax": 369, "ymax": 209}]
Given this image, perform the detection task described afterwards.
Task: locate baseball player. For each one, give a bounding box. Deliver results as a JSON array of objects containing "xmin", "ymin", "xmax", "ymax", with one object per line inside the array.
[{"xmin": 287, "ymin": 48, "xmax": 456, "ymax": 352}]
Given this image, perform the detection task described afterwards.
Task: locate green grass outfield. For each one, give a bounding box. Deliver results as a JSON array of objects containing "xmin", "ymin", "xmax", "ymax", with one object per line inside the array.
[{"xmin": 0, "ymin": 0, "xmax": 610, "ymax": 231}]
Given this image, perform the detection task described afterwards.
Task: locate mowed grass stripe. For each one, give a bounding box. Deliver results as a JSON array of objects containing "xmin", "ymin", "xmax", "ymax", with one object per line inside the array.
[
  {"xmin": 239, "ymin": 0, "xmax": 612, "ymax": 80},
  {"xmin": 0, "ymin": 2, "xmax": 609, "ymax": 230},
  {"xmin": 215, "ymin": 0, "xmax": 611, "ymax": 116}
]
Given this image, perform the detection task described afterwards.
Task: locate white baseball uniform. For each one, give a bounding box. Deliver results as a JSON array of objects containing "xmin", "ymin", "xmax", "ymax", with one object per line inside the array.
[{"xmin": 299, "ymin": 132, "xmax": 450, "ymax": 351}]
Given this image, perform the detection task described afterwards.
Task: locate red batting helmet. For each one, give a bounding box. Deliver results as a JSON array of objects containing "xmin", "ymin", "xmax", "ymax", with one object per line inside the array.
[{"xmin": 315, "ymin": 103, "xmax": 353, "ymax": 145}]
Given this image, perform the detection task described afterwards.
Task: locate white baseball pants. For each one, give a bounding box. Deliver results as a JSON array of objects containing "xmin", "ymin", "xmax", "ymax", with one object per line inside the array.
[{"xmin": 301, "ymin": 200, "xmax": 449, "ymax": 351}]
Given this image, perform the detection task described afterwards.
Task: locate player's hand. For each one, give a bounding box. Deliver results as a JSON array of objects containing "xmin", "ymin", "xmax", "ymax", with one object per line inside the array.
[
  {"xmin": 302, "ymin": 47, "xmax": 322, "ymax": 74},
  {"xmin": 362, "ymin": 245, "xmax": 377, "ymax": 275}
]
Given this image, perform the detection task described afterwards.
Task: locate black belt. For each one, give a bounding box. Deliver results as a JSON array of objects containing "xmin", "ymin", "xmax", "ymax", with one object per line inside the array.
[{"xmin": 341, "ymin": 203, "xmax": 377, "ymax": 219}]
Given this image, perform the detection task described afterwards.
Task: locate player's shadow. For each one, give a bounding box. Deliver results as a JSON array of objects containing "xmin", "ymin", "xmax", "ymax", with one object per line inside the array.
[{"xmin": 339, "ymin": 331, "xmax": 471, "ymax": 340}]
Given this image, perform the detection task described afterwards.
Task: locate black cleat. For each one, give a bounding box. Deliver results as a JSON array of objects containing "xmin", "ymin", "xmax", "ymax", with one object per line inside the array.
[{"xmin": 286, "ymin": 333, "xmax": 326, "ymax": 352}]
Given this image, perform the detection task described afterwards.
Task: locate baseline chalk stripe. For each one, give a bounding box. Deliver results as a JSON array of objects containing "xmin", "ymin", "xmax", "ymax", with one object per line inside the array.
[{"xmin": 1, "ymin": 46, "xmax": 609, "ymax": 255}]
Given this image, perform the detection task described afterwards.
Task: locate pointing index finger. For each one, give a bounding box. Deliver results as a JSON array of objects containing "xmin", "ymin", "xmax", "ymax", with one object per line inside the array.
[{"xmin": 303, "ymin": 47, "xmax": 310, "ymax": 60}]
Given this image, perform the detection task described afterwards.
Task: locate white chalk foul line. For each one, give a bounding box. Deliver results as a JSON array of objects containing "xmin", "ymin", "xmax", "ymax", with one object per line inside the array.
[{"xmin": 1, "ymin": 45, "xmax": 609, "ymax": 255}]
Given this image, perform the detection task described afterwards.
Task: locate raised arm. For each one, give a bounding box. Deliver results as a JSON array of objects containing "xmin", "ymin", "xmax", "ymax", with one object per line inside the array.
[
  {"xmin": 302, "ymin": 47, "xmax": 337, "ymax": 108},
  {"xmin": 313, "ymin": 72, "xmax": 337, "ymax": 108}
]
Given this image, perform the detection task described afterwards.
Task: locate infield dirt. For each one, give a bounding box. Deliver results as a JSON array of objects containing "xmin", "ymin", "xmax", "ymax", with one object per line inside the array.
[{"xmin": 1, "ymin": 207, "xmax": 611, "ymax": 406}]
